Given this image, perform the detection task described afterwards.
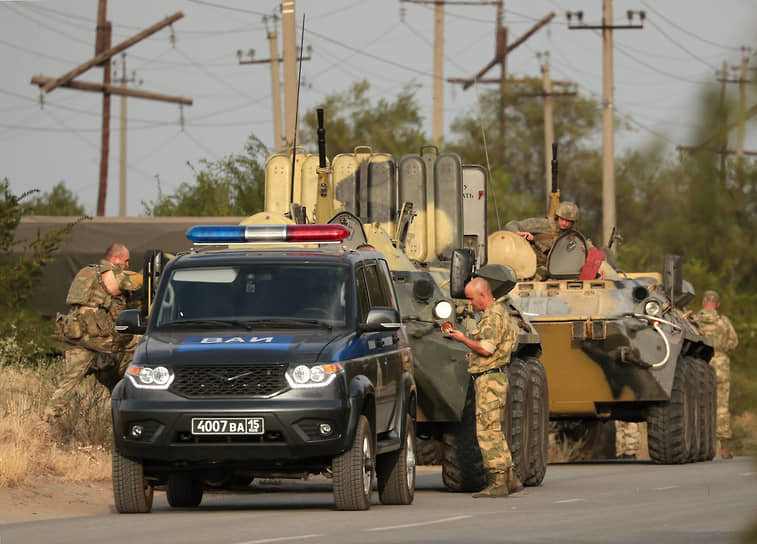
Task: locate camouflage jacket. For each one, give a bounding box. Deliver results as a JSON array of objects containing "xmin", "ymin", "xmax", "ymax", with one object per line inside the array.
[
  {"xmin": 468, "ymin": 301, "xmax": 517, "ymax": 374},
  {"xmin": 504, "ymin": 216, "xmax": 560, "ymax": 264},
  {"xmin": 693, "ymin": 308, "xmax": 738, "ymax": 356}
]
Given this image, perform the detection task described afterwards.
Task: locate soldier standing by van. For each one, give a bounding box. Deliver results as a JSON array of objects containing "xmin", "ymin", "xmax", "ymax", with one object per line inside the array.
[
  {"xmin": 447, "ymin": 277, "xmax": 523, "ymax": 497},
  {"xmin": 693, "ymin": 290, "xmax": 739, "ymax": 459},
  {"xmin": 45, "ymin": 243, "xmax": 141, "ymax": 421}
]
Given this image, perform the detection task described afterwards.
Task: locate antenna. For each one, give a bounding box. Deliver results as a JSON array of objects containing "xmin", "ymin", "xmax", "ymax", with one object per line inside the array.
[{"xmin": 290, "ymin": 13, "xmax": 306, "ymax": 205}]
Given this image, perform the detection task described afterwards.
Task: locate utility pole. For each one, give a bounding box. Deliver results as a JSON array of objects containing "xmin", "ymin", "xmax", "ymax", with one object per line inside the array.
[
  {"xmin": 114, "ymin": 53, "xmax": 142, "ymax": 216},
  {"xmin": 33, "ymin": 9, "xmax": 189, "ymax": 216},
  {"xmin": 448, "ymin": 7, "xmax": 555, "ymax": 147},
  {"xmin": 567, "ymin": 1, "xmax": 644, "ymax": 246},
  {"xmin": 238, "ymin": 13, "xmax": 310, "ymax": 153},
  {"xmin": 281, "ymin": 0, "xmax": 298, "ymax": 148},
  {"xmin": 735, "ymin": 48, "xmax": 752, "ymax": 158}
]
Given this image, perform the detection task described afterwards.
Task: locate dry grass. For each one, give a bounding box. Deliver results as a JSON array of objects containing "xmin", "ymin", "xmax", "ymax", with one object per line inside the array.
[
  {"xmin": 0, "ymin": 364, "xmax": 112, "ymax": 489},
  {"xmin": 733, "ymin": 411, "xmax": 757, "ymax": 455}
]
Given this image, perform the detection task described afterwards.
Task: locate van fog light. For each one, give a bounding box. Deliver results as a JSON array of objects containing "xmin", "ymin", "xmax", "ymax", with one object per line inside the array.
[
  {"xmin": 319, "ymin": 423, "xmax": 333, "ymax": 436},
  {"xmin": 129, "ymin": 424, "xmax": 144, "ymax": 439}
]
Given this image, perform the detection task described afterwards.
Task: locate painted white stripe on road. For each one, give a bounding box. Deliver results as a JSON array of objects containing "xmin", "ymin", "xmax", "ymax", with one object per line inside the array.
[
  {"xmin": 366, "ymin": 515, "xmax": 472, "ymax": 531},
  {"xmin": 236, "ymin": 534, "xmax": 323, "ymax": 544},
  {"xmin": 553, "ymin": 498, "xmax": 586, "ymax": 504},
  {"xmin": 739, "ymin": 472, "xmax": 756, "ymax": 477},
  {"xmin": 654, "ymin": 486, "xmax": 680, "ymax": 491}
]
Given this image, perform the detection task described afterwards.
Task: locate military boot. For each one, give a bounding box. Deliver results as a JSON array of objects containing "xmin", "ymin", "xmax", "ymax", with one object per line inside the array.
[
  {"xmin": 472, "ymin": 472, "xmax": 509, "ymax": 498},
  {"xmin": 506, "ymin": 468, "xmax": 524, "ymax": 494},
  {"xmin": 720, "ymin": 439, "xmax": 733, "ymax": 459}
]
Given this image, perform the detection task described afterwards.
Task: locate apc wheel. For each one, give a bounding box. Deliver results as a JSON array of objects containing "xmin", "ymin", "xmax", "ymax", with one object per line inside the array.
[
  {"xmin": 377, "ymin": 414, "xmax": 416, "ymax": 505},
  {"xmin": 333, "ymin": 415, "xmax": 374, "ymax": 510},
  {"xmin": 415, "ymin": 436, "xmax": 442, "ymax": 465},
  {"xmin": 648, "ymin": 356, "xmax": 691, "ymax": 464},
  {"xmin": 524, "ymin": 358, "xmax": 549, "ymax": 486},
  {"xmin": 684, "ymin": 357, "xmax": 700, "ymax": 462},
  {"xmin": 112, "ymin": 448, "xmax": 154, "ymax": 513},
  {"xmin": 504, "ymin": 358, "xmax": 530, "ymax": 484},
  {"xmin": 167, "ymin": 473, "xmax": 203, "ymax": 508},
  {"xmin": 441, "ymin": 383, "xmax": 486, "ymax": 492},
  {"xmin": 700, "ymin": 360, "xmax": 717, "ymax": 460}
]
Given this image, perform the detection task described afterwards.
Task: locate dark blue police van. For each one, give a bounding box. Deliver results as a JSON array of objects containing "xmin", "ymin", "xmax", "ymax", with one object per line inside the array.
[{"xmin": 112, "ymin": 224, "xmax": 417, "ymax": 512}]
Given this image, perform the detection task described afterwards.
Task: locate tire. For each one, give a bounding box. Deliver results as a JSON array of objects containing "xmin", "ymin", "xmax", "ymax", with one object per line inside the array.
[
  {"xmin": 441, "ymin": 383, "xmax": 486, "ymax": 492},
  {"xmin": 647, "ymin": 356, "xmax": 691, "ymax": 464},
  {"xmin": 112, "ymin": 448, "xmax": 154, "ymax": 514},
  {"xmin": 167, "ymin": 473, "xmax": 203, "ymax": 508},
  {"xmin": 333, "ymin": 415, "xmax": 375, "ymax": 510},
  {"xmin": 703, "ymin": 361, "xmax": 717, "ymax": 460},
  {"xmin": 415, "ymin": 436, "xmax": 442, "ymax": 465},
  {"xmin": 684, "ymin": 357, "xmax": 700, "ymax": 463},
  {"xmin": 524, "ymin": 358, "xmax": 549, "ymax": 486},
  {"xmin": 694, "ymin": 358, "xmax": 711, "ymax": 462},
  {"xmin": 504, "ymin": 358, "xmax": 529, "ymax": 483},
  {"xmin": 377, "ymin": 414, "xmax": 416, "ymax": 505}
]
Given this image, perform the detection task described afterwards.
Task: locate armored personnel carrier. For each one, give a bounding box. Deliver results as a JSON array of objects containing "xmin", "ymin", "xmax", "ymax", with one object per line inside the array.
[
  {"xmin": 487, "ymin": 215, "xmax": 716, "ymax": 464},
  {"xmin": 246, "ymin": 111, "xmax": 548, "ymax": 491}
]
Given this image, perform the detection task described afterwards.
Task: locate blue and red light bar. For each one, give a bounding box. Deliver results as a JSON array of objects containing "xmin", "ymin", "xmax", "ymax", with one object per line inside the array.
[{"xmin": 186, "ymin": 224, "xmax": 351, "ymax": 245}]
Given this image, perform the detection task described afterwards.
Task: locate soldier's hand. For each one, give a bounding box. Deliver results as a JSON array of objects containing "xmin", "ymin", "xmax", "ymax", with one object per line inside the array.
[{"xmin": 517, "ymin": 231, "xmax": 534, "ymax": 242}]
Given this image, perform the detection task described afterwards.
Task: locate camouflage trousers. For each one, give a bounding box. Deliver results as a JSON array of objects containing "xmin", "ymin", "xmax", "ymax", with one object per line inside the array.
[
  {"xmin": 44, "ymin": 346, "xmax": 133, "ymax": 420},
  {"xmin": 615, "ymin": 421, "xmax": 641, "ymax": 457},
  {"xmin": 710, "ymin": 354, "xmax": 732, "ymax": 439},
  {"xmin": 473, "ymin": 371, "xmax": 514, "ymax": 474}
]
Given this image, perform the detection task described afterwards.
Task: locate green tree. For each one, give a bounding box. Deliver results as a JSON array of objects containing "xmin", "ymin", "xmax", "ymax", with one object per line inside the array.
[
  {"xmin": 0, "ymin": 179, "xmax": 83, "ymax": 360},
  {"xmin": 142, "ymin": 134, "xmax": 268, "ymax": 216},
  {"xmin": 21, "ymin": 181, "xmax": 85, "ymax": 216},
  {"xmin": 300, "ymin": 80, "xmax": 428, "ymax": 158}
]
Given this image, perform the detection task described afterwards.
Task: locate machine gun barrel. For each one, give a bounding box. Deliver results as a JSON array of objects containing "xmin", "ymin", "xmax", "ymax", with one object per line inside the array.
[{"xmin": 548, "ymin": 142, "xmax": 561, "ymax": 217}]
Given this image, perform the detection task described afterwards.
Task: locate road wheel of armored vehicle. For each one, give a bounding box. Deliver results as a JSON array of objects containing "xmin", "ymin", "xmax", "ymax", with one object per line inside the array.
[
  {"xmin": 112, "ymin": 448, "xmax": 154, "ymax": 514},
  {"xmin": 377, "ymin": 414, "xmax": 416, "ymax": 505},
  {"xmin": 441, "ymin": 383, "xmax": 486, "ymax": 492},
  {"xmin": 504, "ymin": 358, "xmax": 530, "ymax": 483},
  {"xmin": 167, "ymin": 473, "xmax": 204, "ymax": 508},
  {"xmin": 333, "ymin": 415, "xmax": 375, "ymax": 510},
  {"xmin": 704, "ymin": 361, "xmax": 717, "ymax": 460},
  {"xmin": 524, "ymin": 358, "xmax": 549, "ymax": 486},
  {"xmin": 415, "ymin": 436, "xmax": 442, "ymax": 465},
  {"xmin": 696, "ymin": 359, "xmax": 717, "ymax": 461},
  {"xmin": 684, "ymin": 357, "xmax": 700, "ymax": 462},
  {"xmin": 648, "ymin": 356, "xmax": 693, "ymax": 464}
]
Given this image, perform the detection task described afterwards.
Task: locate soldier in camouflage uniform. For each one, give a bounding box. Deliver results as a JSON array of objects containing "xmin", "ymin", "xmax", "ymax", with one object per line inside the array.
[
  {"xmin": 693, "ymin": 290, "xmax": 739, "ymax": 459},
  {"xmin": 504, "ymin": 201, "xmax": 580, "ymax": 279},
  {"xmin": 447, "ymin": 277, "xmax": 523, "ymax": 497},
  {"xmin": 45, "ymin": 243, "xmax": 142, "ymax": 421}
]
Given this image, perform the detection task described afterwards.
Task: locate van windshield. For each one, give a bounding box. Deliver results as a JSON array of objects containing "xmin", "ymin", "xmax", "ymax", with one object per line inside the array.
[{"xmin": 154, "ymin": 263, "xmax": 348, "ymax": 329}]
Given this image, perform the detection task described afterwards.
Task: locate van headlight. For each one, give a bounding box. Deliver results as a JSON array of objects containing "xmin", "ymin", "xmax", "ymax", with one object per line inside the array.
[
  {"xmin": 286, "ymin": 363, "xmax": 343, "ymax": 388},
  {"xmin": 126, "ymin": 365, "xmax": 175, "ymax": 389}
]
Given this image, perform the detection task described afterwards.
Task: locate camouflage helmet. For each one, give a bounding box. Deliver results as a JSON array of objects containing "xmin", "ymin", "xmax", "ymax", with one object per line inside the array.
[
  {"xmin": 555, "ymin": 201, "xmax": 579, "ymax": 222},
  {"xmin": 702, "ymin": 290, "xmax": 720, "ymax": 304}
]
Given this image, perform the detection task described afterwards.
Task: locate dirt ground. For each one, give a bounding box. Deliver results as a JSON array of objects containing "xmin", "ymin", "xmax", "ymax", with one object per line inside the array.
[{"xmin": 0, "ymin": 480, "xmax": 114, "ymax": 525}]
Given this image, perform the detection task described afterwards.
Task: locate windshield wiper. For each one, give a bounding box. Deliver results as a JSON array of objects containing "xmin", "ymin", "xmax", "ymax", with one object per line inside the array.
[
  {"xmin": 243, "ymin": 318, "xmax": 332, "ymax": 330},
  {"xmin": 159, "ymin": 319, "xmax": 249, "ymax": 329}
]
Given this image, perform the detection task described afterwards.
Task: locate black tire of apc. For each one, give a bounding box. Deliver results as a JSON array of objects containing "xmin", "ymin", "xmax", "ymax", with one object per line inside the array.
[
  {"xmin": 524, "ymin": 357, "xmax": 549, "ymax": 486},
  {"xmin": 684, "ymin": 356, "xmax": 700, "ymax": 463},
  {"xmin": 693, "ymin": 358, "xmax": 711, "ymax": 461},
  {"xmin": 504, "ymin": 358, "xmax": 530, "ymax": 484},
  {"xmin": 377, "ymin": 413, "xmax": 416, "ymax": 505},
  {"xmin": 441, "ymin": 382, "xmax": 486, "ymax": 492},
  {"xmin": 702, "ymin": 360, "xmax": 717, "ymax": 460},
  {"xmin": 112, "ymin": 447, "xmax": 154, "ymax": 514},
  {"xmin": 415, "ymin": 436, "xmax": 442, "ymax": 465},
  {"xmin": 333, "ymin": 414, "xmax": 374, "ymax": 510},
  {"xmin": 166, "ymin": 473, "xmax": 204, "ymax": 508},
  {"xmin": 647, "ymin": 356, "xmax": 690, "ymax": 464}
]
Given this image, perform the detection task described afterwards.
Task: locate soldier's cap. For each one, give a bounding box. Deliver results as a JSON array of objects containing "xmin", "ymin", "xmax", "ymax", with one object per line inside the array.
[{"xmin": 702, "ymin": 290, "xmax": 720, "ymax": 304}]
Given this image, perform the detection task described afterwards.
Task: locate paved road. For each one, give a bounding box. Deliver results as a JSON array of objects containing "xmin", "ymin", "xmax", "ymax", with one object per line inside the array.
[{"xmin": 2, "ymin": 458, "xmax": 755, "ymax": 544}]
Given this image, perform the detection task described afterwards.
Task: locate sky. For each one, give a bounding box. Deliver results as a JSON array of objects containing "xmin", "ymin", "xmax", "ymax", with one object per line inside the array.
[{"xmin": 1, "ymin": 0, "xmax": 756, "ymax": 217}]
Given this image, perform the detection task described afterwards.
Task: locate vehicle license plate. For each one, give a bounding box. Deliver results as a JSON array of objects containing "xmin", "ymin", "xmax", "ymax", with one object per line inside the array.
[{"xmin": 191, "ymin": 417, "xmax": 264, "ymax": 435}]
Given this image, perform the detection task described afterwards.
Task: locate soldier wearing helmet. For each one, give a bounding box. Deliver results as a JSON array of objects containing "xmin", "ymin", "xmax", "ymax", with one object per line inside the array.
[{"xmin": 504, "ymin": 201, "xmax": 580, "ymax": 271}]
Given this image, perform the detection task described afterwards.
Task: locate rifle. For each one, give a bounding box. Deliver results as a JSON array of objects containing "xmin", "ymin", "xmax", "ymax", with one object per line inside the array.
[{"xmin": 547, "ymin": 142, "xmax": 561, "ymax": 217}]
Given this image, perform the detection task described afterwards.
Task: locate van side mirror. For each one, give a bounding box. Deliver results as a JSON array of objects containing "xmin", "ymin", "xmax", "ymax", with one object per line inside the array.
[
  {"xmin": 359, "ymin": 307, "xmax": 401, "ymax": 333},
  {"xmin": 116, "ymin": 309, "xmax": 146, "ymax": 335}
]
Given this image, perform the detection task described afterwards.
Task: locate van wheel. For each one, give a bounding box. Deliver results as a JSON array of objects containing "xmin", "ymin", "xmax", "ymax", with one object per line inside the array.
[
  {"xmin": 333, "ymin": 415, "xmax": 374, "ymax": 510},
  {"xmin": 167, "ymin": 473, "xmax": 203, "ymax": 507},
  {"xmin": 112, "ymin": 448, "xmax": 154, "ymax": 513},
  {"xmin": 377, "ymin": 414, "xmax": 416, "ymax": 505}
]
